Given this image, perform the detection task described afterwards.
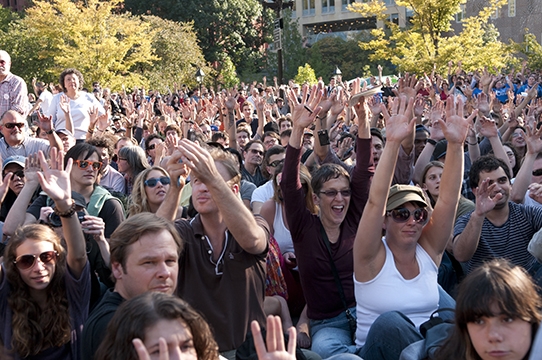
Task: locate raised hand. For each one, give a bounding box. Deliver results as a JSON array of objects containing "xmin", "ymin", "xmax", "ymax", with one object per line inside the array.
[
  {"xmin": 37, "ymin": 111, "xmax": 54, "ymax": 133},
  {"xmin": 525, "ymin": 123, "xmax": 542, "ymax": 155},
  {"xmin": 36, "ymin": 148, "xmax": 72, "ymax": 204},
  {"xmin": 252, "ymin": 316, "xmax": 296, "ymax": 360},
  {"xmin": 287, "ymin": 84, "xmax": 322, "ymax": 130},
  {"xmin": 441, "ymin": 97, "xmax": 476, "ymax": 145},
  {"xmin": 477, "ymin": 116, "xmax": 498, "ymax": 139},
  {"xmin": 59, "ymin": 94, "xmax": 71, "ymax": 114},
  {"xmin": 474, "ymin": 178, "xmax": 502, "ymax": 216},
  {"xmin": 380, "ymin": 95, "xmax": 415, "ymax": 144}
]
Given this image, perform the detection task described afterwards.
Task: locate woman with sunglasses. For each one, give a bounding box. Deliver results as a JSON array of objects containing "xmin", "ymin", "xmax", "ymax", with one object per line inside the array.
[
  {"xmin": 129, "ymin": 166, "xmax": 184, "ymax": 219},
  {"xmin": 352, "ymin": 96, "xmax": 475, "ymax": 359},
  {"xmin": 0, "ymin": 148, "xmax": 90, "ymax": 359},
  {"xmin": 145, "ymin": 134, "xmax": 165, "ymax": 167}
]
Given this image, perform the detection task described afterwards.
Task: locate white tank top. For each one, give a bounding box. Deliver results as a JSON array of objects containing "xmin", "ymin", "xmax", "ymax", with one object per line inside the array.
[
  {"xmin": 273, "ymin": 203, "xmax": 295, "ymax": 254},
  {"xmin": 354, "ymin": 238, "xmax": 439, "ymax": 347}
]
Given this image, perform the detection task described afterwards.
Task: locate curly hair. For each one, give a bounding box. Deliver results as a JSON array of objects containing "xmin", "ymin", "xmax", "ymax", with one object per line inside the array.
[
  {"xmin": 4, "ymin": 224, "xmax": 71, "ymax": 357},
  {"xmin": 59, "ymin": 68, "xmax": 84, "ymax": 93},
  {"xmin": 95, "ymin": 292, "xmax": 219, "ymax": 360},
  {"xmin": 128, "ymin": 166, "xmax": 169, "ymax": 217}
]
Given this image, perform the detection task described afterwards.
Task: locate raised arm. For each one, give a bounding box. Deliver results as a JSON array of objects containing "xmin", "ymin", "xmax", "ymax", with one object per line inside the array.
[
  {"xmin": 37, "ymin": 111, "xmax": 63, "ymax": 152},
  {"xmin": 156, "ymin": 151, "xmax": 189, "ymax": 221},
  {"xmin": 37, "ymin": 148, "xmax": 87, "ymax": 278},
  {"xmin": 354, "ymin": 95, "xmax": 415, "ymax": 281},
  {"xmin": 2, "ymin": 154, "xmax": 42, "ymax": 236},
  {"xmin": 176, "ymin": 139, "xmax": 268, "ymax": 254},
  {"xmin": 510, "ymin": 124, "xmax": 542, "ymax": 203},
  {"xmin": 418, "ymin": 98, "xmax": 474, "ymax": 261}
]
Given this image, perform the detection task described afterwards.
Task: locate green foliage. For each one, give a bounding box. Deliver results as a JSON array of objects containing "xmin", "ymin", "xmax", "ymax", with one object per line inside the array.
[
  {"xmin": 511, "ymin": 32, "xmax": 542, "ymax": 71},
  {"xmin": 220, "ymin": 56, "xmax": 240, "ymax": 89},
  {"xmin": 124, "ymin": 0, "xmax": 270, "ymax": 82},
  {"xmin": 349, "ymin": 0, "xmax": 513, "ymax": 73},
  {"xmin": 294, "ymin": 63, "xmax": 317, "ymax": 85},
  {"xmin": 141, "ymin": 16, "xmax": 207, "ymax": 92},
  {"xmin": 0, "ymin": 0, "xmax": 205, "ymax": 92}
]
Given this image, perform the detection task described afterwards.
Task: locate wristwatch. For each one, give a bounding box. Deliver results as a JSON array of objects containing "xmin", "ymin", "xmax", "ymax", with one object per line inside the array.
[{"xmin": 46, "ymin": 129, "xmax": 55, "ymax": 135}]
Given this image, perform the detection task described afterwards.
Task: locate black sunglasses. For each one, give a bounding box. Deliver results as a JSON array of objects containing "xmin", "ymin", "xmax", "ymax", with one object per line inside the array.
[
  {"xmin": 387, "ymin": 208, "xmax": 429, "ymax": 224},
  {"xmin": 14, "ymin": 251, "xmax": 58, "ymax": 270},
  {"xmin": 144, "ymin": 176, "xmax": 171, "ymax": 187},
  {"xmin": 3, "ymin": 123, "xmax": 25, "ymax": 129},
  {"xmin": 268, "ymin": 159, "xmax": 284, "ymax": 168},
  {"xmin": 148, "ymin": 144, "xmax": 156, "ymax": 150},
  {"xmin": 533, "ymin": 169, "xmax": 542, "ymax": 177}
]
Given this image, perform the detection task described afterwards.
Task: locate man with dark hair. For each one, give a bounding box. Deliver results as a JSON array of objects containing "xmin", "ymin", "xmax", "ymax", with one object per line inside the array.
[
  {"xmin": 251, "ymin": 145, "xmax": 286, "ymax": 214},
  {"xmin": 81, "ymin": 213, "xmax": 182, "ymax": 360},
  {"xmin": 453, "ymin": 155, "xmax": 542, "ymax": 285},
  {"xmin": 242, "ymin": 139, "xmax": 267, "ymax": 187},
  {"xmin": 87, "ymin": 136, "xmax": 125, "ymax": 193},
  {"xmin": 158, "ymin": 140, "xmax": 268, "ymax": 358}
]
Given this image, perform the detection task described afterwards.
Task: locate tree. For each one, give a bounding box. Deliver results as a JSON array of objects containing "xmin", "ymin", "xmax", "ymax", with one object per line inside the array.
[
  {"xmin": 0, "ymin": 0, "xmax": 205, "ymax": 91},
  {"xmin": 348, "ymin": 0, "xmax": 512, "ymax": 73},
  {"xmin": 141, "ymin": 16, "xmax": 207, "ymax": 92},
  {"xmin": 294, "ymin": 63, "xmax": 317, "ymax": 85},
  {"xmin": 124, "ymin": 0, "xmax": 272, "ymax": 80},
  {"xmin": 512, "ymin": 32, "xmax": 542, "ymax": 71}
]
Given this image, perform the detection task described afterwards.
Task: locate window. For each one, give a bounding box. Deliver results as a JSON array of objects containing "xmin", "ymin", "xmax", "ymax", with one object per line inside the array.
[
  {"xmin": 302, "ymin": 0, "xmax": 316, "ymax": 16},
  {"xmin": 508, "ymin": 0, "xmax": 516, "ymax": 17},
  {"xmin": 322, "ymin": 0, "xmax": 335, "ymax": 13},
  {"xmin": 456, "ymin": 4, "xmax": 465, "ymax": 22},
  {"xmin": 342, "ymin": 0, "xmax": 354, "ymax": 11},
  {"xmin": 383, "ymin": 0, "xmax": 396, "ymax": 5},
  {"xmin": 491, "ymin": 8, "xmax": 499, "ymax": 19},
  {"xmin": 390, "ymin": 13, "xmax": 399, "ymax": 25}
]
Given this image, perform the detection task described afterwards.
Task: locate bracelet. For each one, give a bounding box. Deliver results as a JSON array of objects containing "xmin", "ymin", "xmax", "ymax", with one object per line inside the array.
[
  {"xmin": 426, "ymin": 139, "xmax": 437, "ymax": 146},
  {"xmin": 466, "ymin": 141, "xmax": 478, "ymax": 146},
  {"xmin": 88, "ymin": 128, "xmax": 94, "ymax": 134},
  {"xmin": 53, "ymin": 199, "xmax": 76, "ymax": 218}
]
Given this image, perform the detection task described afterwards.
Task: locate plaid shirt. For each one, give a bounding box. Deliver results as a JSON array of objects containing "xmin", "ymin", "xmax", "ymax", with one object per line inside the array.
[{"xmin": 0, "ymin": 73, "xmax": 28, "ymax": 117}]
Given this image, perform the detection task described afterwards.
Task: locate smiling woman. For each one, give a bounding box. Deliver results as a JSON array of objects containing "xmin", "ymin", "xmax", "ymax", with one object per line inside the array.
[{"xmin": 129, "ymin": 166, "xmax": 178, "ymax": 217}]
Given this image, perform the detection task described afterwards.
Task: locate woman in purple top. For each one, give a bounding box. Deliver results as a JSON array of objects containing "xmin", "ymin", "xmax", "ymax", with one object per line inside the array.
[
  {"xmin": 280, "ymin": 83, "xmax": 373, "ymax": 358},
  {"xmin": 0, "ymin": 148, "xmax": 91, "ymax": 359}
]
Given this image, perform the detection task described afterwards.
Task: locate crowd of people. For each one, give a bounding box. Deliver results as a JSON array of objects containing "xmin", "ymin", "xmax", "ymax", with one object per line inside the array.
[{"xmin": 0, "ymin": 47, "xmax": 542, "ymax": 360}]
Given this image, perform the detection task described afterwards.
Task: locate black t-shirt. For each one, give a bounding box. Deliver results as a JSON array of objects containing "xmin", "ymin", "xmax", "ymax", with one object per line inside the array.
[{"xmin": 81, "ymin": 289, "xmax": 125, "ymax": 360}]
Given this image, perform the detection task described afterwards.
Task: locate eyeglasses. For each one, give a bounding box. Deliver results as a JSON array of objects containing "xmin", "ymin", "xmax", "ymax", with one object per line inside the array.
[
  {"xmin": 74, "ymin": 160, "xmax": 103, "ymax": 171},
  {"xmin": 512, "ymin": 132, "xmax": 524, "ymax": 138},
  {"xmin": 386, "ymin": 208, "xmax": 429, "ymax": 225},
  {"xmin": 3, "ymin": 123, "xmax": 25, "ymax": 129},
  {"xmin": 250, "ymin": 149, "xmax": 263, "ymax": 156},
  {"xmin": 319, "ymin": 189, "xmax": 352, "ymax": 198},
  {"xmin": 533, "ymin": 169, "xmax": 542, "ymax": 177},
  {"xmin": 268, "ymin": 159, "xmax": 284, "ymax": 168},
  {"xmin": 144, "ymin": 176, "xmax": 171, "ymax": 187},
  {"xmin": 14, "ymin": 251, "xmax": 58, "ymax": 270}
]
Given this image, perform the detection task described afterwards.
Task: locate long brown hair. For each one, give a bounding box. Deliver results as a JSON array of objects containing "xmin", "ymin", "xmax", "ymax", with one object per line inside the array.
[
  {"xmin": 95, "ymin": 292, "xmax": 219, "ymax": 360},
  {"xmin": 128, "ymin": 166, "xmax": 169, "ymax": 216},
  {"xmin": 435, "ymin": 259, "xmax": 541, "ymax": 360},
  {"xmin": 4, "ymin": 224, "xmax": 71, "ymax": 357}
]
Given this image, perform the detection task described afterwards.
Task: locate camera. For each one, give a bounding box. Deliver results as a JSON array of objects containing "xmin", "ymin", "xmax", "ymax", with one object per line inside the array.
[
  {"xmin": 48, "ymin": 211, "xmax": 87, "ymax": 228},
  {"xmin": 317, "ymin": 129, "xmax": 330, "ymax": 146}
]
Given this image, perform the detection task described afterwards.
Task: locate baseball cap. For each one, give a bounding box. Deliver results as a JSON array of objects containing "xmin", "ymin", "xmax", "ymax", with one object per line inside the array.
[
  {"xmin": 2, "ymin": 155, "xmax": 26, "ymax": 171},
  {"xmin": 386, "ymin": 184, "xmax": 428, "ymax": 212}
]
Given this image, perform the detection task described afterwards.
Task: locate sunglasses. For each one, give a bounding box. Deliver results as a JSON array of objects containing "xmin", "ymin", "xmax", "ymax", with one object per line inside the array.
[
  {"xmin": 387, "ymin": 208, "xmax": 429, "ymax": 224},
  {"xmin": 3, "ymin": 170, "xmax": 24, "ymax": 178},
  {"xmin": 533, "ymin": 169, "xmax": 542, "ymax": 177},
  {"xmin": 250, "ymin": 149, "xmax": 263, "ymax": 156},
  {"xmin": 144, "ymin": 176, "xmax": 171, "ymax": 187},
  {"xmin": 75, "ymin": 160, "xmax": 102, "ymax": 171},
  {"xmin": 319, "ymin": 189, "xmax": 352, "ymax": 198},
  {"xmin": 14, "ymin": 250, "xmax": 58, "ymax": 270},
  {"xmin": 148, "ymin": 144, "xmax": 156, "ymax": 150},
  {"xmin": 268, "ymin": 159, "xmax": 284, "ymax": 168},
  {"xmin": 3, "ymin": 123, "xmax": 25, "ymax": 129}
]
